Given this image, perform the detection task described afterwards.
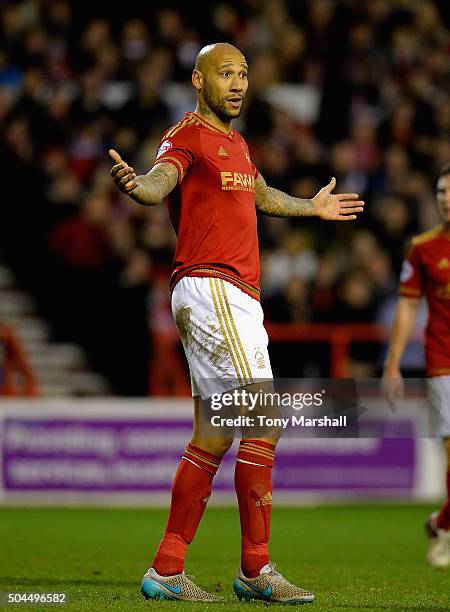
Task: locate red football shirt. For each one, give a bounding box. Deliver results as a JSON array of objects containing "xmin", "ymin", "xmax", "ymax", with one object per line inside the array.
[
  {"xmin": 399, "ymin": 225, "xmax": 450, "ymax": 376},
  {"xmin": 152, "ymin": 112, "xmax": 260, "ymax": 300}
]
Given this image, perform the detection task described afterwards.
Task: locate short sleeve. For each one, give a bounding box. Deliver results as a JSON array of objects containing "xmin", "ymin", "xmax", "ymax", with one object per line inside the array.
[
  {"xmin": 399, "ymin": 242, "xmax": 423, "ymax": 298},
  {"xmin": 152, "ymin": 128, "xmax": 197, "ymax": 184}
]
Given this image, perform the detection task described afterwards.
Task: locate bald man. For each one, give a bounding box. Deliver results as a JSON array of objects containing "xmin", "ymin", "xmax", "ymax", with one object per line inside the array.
[{"xmin": 110, "ymin": 42, "xmax": 364, "ymax": 603}]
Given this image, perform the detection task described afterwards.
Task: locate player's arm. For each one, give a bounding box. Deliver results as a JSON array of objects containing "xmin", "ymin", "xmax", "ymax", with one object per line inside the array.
[
  {"xmin": 109, "ymin": 149, "xmax": 178, "ymax": 206},
  {"xmin": 255, "ymin": 173, "xmax": 364, "ymax": 220},
  {"xmin": 383, "ymin": 297, "xmax": 420, "ymax": 375},
  {"xmin": 382, "ymin": 297, "xmax": 420, "ymax": 410}
]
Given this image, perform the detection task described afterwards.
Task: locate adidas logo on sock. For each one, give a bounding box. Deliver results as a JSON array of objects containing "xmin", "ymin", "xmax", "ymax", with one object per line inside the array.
[{"xmin": 256, "ymin": 492, "xmax": 272, "ymax": 506}]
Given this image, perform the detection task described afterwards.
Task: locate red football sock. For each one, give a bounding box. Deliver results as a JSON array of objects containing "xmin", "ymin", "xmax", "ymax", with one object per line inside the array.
[
  {"xmin": 436, "ymin": 471, "xmax": 450, "ymax": 531},
  {"xmin": 152, "ymin": 443, "xmax": 221, "ymax": 575},
  {"xmin": 234, "ymin": 438, "xmax": 275, "ymax": 578}
]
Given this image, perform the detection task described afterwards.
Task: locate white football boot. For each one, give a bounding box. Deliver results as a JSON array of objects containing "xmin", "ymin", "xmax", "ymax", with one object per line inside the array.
[
  {"xmin": 141, "ymin": 567, "xmax": 224, "ymax": 601},
  {"xmin": 425, "ymin": 512, "xmax": 450, "ymax": 568},
  {"xmin": 233, "ymin": 561, "xmax": 314, "ymax": 604}
]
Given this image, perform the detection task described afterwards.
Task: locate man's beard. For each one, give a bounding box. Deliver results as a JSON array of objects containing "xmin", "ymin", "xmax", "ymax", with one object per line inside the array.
[{"xmin": 202, "ymin": 81, "xmax": 242, "ymax": 121}]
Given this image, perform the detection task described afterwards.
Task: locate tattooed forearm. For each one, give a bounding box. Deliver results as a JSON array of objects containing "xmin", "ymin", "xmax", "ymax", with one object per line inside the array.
[
  {"xmin": 129, "ymin": 162, "xmax": 179, "ymax": 206},
  {"xmin": 263, "ymin": 187, "xmax": 315, "ymax": 217},
  {"xmin": 255, "ymin": 174, "xmax": 315, "ymax": 217}
]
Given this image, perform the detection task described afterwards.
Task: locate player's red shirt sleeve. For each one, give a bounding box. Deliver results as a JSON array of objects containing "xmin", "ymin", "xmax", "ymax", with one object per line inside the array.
[
  {"xmin": 399, "ymin": 242, "xmax": 423, "ymax": 298},
  {"xmin": 152, "ymin": 128, "xmax": 197, "ymax": 183}
]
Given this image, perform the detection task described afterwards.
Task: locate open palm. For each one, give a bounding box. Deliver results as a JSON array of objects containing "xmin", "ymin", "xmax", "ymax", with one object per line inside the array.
[{"xmin": 313, "ymin": 177, "xmax": 365, "ymax": 221}]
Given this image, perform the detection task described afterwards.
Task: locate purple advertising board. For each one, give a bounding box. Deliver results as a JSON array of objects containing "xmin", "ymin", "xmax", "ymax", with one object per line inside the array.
[{"xmin": 1, "ymin": 414, "xmax": 415, "ymax": 495}]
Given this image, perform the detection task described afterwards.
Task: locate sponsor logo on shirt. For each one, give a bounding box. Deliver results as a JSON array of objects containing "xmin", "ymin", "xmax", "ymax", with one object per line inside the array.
[
  {"xmin": 156, "ymin": 140, "xmax": 173, "ymax": 158},
  {"xmin": 220, "ymin": 171, "xmax": 255, "ymax": 191}
]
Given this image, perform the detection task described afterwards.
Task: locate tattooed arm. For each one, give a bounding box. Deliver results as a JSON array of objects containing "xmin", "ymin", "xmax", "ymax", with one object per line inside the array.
[
  {"xmin": 109, "ymin": 149, "xmax": 178, "ymax": 206},
  {"xmin": 255, "ymin": 174, "xmax": 315, "ymax": 217},
  {"xmin": 255, "ymin": 173, "xmax": 365, "ymax": 221}
]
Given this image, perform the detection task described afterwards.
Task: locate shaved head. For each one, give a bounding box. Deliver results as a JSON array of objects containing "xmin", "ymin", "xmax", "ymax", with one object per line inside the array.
[
  {"xmin": 192, "ymin": 42, "xmax": 249, "ymax": 126},
  {"xmin": 195, "ymin": 42, "xmax": 246, "ymax": 73}
]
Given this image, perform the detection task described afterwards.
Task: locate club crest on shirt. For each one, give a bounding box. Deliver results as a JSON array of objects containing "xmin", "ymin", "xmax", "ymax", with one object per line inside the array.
[
  {"xmin": 400, "ymin": 260, "xmax": 414, "ymax": 283},
  {"xmin": 436, "ymin": 282, "xmax": 450, "ymax": 299},
  {"xmin": 156, "ymin": 140, "xmax": 172, "ymax": 158},
  {"xmin": 239, "ymin": 142, "xmax": 251, "ymax": 164},
  {"xmin": 438, "ymin": 257, "xmax": 450, "ymax": 270}
]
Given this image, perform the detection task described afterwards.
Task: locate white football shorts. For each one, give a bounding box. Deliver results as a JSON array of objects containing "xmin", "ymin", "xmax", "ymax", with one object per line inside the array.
[
  {"xmin": 171, "ymin": 276, "xmax": 273, "ymax": 399},
  {"xmin": 428, "ymin": 376, "xmax": 450, "ymax": 438}
]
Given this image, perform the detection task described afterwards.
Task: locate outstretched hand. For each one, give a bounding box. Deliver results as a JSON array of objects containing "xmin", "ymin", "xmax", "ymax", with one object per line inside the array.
[
  {"xmin": 313, "ymin": 177, "xmax": 365, "ymax": 221},
  {"xmin": 109, "ymin": 148, "xmax": 137, "ymax": 195}
]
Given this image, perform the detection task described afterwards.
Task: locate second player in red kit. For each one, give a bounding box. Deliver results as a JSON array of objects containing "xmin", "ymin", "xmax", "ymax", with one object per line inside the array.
[
  {"xmin": 384, "ymin": 163, "xmax": 450, "ymax": 569},
  {"xmin": 399, "ymin": 225, "xmax": 450, "ymax": 377}
]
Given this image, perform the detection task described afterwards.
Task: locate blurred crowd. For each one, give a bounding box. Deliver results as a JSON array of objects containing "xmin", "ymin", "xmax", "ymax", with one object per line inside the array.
[{"xmin": 1, "ymin": 0, "xmax": 449, "ymax": 392}]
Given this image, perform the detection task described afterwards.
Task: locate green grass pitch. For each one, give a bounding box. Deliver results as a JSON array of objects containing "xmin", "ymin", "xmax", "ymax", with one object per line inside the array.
[{"xmin": 0, "ymin": 505, "xmax": 448, "ymax": 610}]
